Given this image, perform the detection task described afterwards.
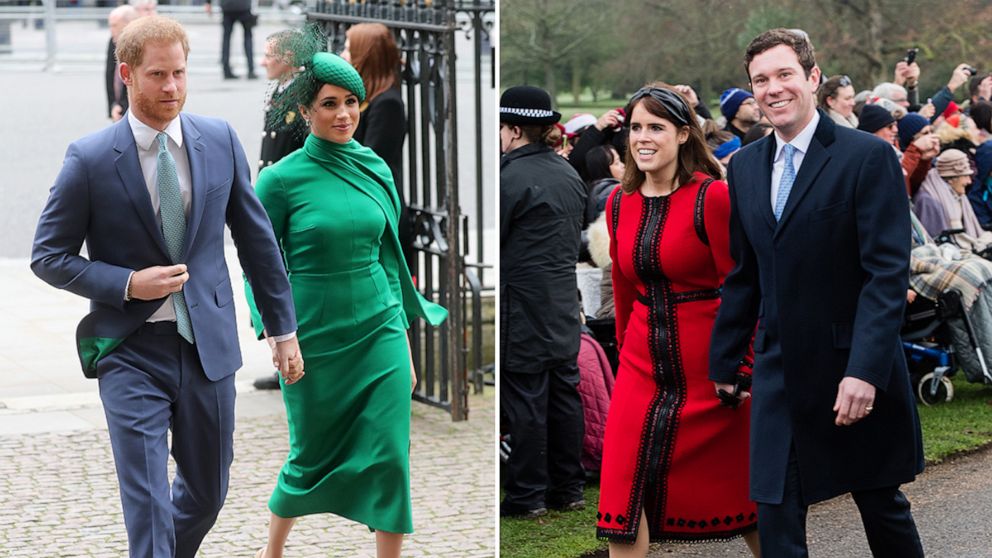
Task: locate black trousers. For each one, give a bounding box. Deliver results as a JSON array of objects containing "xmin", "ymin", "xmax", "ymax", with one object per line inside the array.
[
  {"xmin": 757, "ymin": 446, "xmax": 924, "ymax": 557},
  {"xmin": 501, "ymin": 362, "xmax": 585, "ymax": 510},
  {"xmin": 220, "ymin": 9, "xmax": 253, "ymax": 74}
]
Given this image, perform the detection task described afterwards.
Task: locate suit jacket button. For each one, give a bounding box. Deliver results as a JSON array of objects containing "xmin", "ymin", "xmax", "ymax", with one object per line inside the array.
[{"xmin": 270, "ymin": 131, "xmax": 276, "ymax": 139}]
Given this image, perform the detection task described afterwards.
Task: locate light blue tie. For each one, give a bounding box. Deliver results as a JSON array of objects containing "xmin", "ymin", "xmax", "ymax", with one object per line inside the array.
[
  {"xmin": 156, "ymin": 132, "xmax": 195, "ymax": 344},
  {"xmin": 774, "ymin": 143, "xmax": 797, "ymax": 221}
]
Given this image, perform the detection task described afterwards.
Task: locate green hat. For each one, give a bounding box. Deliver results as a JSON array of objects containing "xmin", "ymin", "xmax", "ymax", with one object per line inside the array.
[{"xmin": 311, "ymin": 52, "xmax": 366, "ymax": 103}]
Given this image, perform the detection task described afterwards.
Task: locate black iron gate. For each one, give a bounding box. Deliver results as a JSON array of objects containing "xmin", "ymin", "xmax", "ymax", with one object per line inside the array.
[{"xmin": 308, "ymin": 0, "xmax": 494, "ymax": 421}]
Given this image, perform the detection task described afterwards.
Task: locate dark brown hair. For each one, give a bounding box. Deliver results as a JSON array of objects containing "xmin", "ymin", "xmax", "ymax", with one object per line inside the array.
[
  {"xmin": 506, "ymin": 123, "xmax": 557, "ymax": 146},
  {"xmin": 346, "ymin": 23, "xmax": 401, "ymax": 104},
  {"xmin": 744, "ymin": 28, "xmax": 816, "ymax": 81},
  {"xmin": 621, "ymin": 86, "xmax": 722, "ymax": 195},
  {"xmin": 817, "ymin": 75, "xmax": 851, "ymax": 107}
]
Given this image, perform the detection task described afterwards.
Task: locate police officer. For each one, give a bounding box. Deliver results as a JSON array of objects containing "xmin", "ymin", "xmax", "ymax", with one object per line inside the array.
[{"xmin": 500, "ymin": 85, "xmax": 587, "ymax": 517}]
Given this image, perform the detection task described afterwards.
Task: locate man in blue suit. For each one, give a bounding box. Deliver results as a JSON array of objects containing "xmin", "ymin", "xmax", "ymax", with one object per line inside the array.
[
  {"xmin": 32, "ymin": 16, "xmax": 301, "ymax": 558},
  {"xmin": 709, "ymin": 29, "xmax": 925, "ymax": 556}
]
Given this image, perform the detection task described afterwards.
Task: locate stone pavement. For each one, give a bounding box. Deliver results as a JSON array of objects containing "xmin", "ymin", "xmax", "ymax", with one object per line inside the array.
[{"xmin": 0, "ymin": 252, "xmax": 495, "ymax": 557}]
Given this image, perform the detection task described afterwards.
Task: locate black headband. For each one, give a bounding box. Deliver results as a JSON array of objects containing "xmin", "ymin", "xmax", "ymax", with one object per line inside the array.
[{"xmin": 628, "ymin": 87, "xmax": 693, "ymax": 127}]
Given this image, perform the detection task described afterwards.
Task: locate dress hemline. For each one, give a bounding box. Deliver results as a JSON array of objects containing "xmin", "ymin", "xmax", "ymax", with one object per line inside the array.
[{"xmin": 596, "ymin": 522, "xmax": 756, "ymax": 544}]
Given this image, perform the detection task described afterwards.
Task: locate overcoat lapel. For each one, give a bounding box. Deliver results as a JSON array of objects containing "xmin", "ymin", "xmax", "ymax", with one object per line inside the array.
[
  {"xmin": 753, "ymin": 135, "xmax": 778, "ymax": 232},
  {"xmin": 113, "ymin": 119, "xmax": 171, "ymax": 260},
  {"xmin": 181, "ymin": 114, "xmax": 207, "ymax": 258}
]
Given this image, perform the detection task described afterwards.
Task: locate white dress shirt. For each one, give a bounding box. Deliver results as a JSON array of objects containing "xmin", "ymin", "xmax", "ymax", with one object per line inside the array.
[
  {"xmin": 127, "ymin": 111, "xmax": 191, "ymax": 323},
  {"xmin": 770, "ymin": 110, "xmax": 820, "ymax": 211},
  {"xmin": 124, "ymin": 112, "xmax": 297, "ymax": 342}
]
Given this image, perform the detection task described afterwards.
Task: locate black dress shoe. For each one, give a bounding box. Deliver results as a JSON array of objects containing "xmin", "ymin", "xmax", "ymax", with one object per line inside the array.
[
  {"xmin": 223, "ymin": 71, "xmax": 239, "ymax": 80},
  {"xmin": 247, "ymin": 72, "xmax": 259, "ymax": 80},
  {"xmin": 500, "ymin": 502, "xmax": 547, "ymax": 519},
  {"xmin": 253, "ymin": 372, "xmax": 281, "ymax": 390}
]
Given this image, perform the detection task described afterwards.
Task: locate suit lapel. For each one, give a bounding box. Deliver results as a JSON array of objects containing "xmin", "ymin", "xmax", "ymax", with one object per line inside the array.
[
  {"xmin": 752, "ymin": 135, "xmax": 777, "ymax": 231},
  {"xmin": 774, "ymin": 111, "xmax": 835, "ymax": 239},
  {"xmin": 181, "ymin": 113, "xmax": 207, "ymax": 259},
  {"xmin": 113, "ymin": 119, "xmax": 171, "ymax": 259}
]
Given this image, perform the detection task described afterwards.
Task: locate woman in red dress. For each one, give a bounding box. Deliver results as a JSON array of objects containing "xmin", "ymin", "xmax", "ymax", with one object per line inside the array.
[{"xmin": 596, "ymin": 85, "xmax": 759, "ymax": 557}]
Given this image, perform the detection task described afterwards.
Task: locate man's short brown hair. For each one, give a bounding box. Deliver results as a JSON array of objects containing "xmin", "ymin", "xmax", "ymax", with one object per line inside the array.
[
  {"xmin": 115, "ymin": 15, "xmax": 189, "ymax": 68},
  {"xmin": 744, "ymin": 28, "xmax": 816, "ymax": 80}
]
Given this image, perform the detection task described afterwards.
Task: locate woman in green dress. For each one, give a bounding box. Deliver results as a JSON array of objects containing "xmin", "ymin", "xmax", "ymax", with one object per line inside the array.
[{"xmin": 246, "ymin": 52, "xmax": 447, "ymax": 558}]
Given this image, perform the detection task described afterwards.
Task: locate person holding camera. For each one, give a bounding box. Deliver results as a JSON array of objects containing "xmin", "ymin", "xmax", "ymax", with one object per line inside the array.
[
  {"xmin": 894, "ymin": 48, "xmax": 922, "ymax": 107},
  {"xmin": 927, "ymin": 63, "xmax": 982, "ymax": 124}
]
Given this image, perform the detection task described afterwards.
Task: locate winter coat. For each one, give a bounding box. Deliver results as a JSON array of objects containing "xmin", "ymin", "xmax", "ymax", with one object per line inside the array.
[
  {"xmin": 576, "ymin": 331, "xmax": 614, "ymax": 474},
  {"xmin": 501, "ymin": 142, "xmax": 587, "ymax": 373}
]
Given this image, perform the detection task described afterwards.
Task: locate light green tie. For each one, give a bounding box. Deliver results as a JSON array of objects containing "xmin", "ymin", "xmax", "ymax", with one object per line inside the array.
[{"xmin": 156, "ymin": 132, "xmax": 195, "ymax": 344}]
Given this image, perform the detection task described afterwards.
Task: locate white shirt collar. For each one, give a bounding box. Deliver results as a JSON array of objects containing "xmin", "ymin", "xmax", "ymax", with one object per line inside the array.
[
  {"xmin": 127, "ymin": 110, "xmax": 184, "ymax": 151},
  {"xmin": 774, "ymin": 110, "xmax": 819, "ymax": 160}
]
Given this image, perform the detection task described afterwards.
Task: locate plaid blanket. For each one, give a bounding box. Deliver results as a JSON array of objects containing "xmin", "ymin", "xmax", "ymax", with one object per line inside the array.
[{"xmin": 910, "ymin": 244, "xmax": 992, "ymax": 311}]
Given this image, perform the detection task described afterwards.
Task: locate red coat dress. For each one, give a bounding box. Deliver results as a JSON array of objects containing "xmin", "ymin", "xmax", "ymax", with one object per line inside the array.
[{"xmin": 596, "ymin": 172, "xmax": 756, "ymax": 543}]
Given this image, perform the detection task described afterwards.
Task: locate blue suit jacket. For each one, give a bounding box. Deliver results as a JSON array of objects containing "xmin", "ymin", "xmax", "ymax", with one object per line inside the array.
[
  {"xmin": 32, "ymin": 113, "xmax": 297, "ymax": 380},
  {"xmin": 709, "ymin": 111, "xmax": 924, "ymax": 505}
]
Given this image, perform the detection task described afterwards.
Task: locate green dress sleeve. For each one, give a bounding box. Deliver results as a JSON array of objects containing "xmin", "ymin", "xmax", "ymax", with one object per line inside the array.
[{"xmin": 244, "ymin": 166, "xmax": 290, "ymax": 339}]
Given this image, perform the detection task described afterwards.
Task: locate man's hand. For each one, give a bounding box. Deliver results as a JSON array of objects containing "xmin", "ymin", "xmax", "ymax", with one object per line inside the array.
[
  {"xmin": 913, "ymin": 133, "xmax": 940, "ymax": 160},
  {"xmin": 672, "ymin": 84, "xmax": 699, "ymax": 108},
  {"xmin": 948, "ymin": 63, "xmax": 973, "ymax": 92},
  {"xmin": 273, "ymin": 337, "xmax": 304, "ymax": 385},
  {"xmin": 978, "ymin": 75, "xmax": 992, "ymax": 101},
  {"xmin": 595, "ymin": 108, "xmax": 622, "ymax": 131},
  {"xmin": 894, "ymin": 60, "xmax": 920, "ymax": 88},
  {"xmin": 111, "ymin": 104, "xmax": 123, "ymax": 122},
  {"xmin": 130, "ymin": 264, "xmax": 189, "ymax": 300},
  {"xmin": 917, "ymin": 100, "xmax": 936, "ymax": 120},
  {"xmin": 204, "ymin": 3, "xmax": 212, "ymax": 15},
  {"xmin": 833, "ymin": 377, "xmax": 876, "ymax": 426}
]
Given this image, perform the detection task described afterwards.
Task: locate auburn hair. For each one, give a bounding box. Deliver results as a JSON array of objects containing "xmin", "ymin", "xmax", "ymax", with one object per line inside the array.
[
  {"xmin": 115, "ymin": 15, "xmax": 189, "ymax": 69},
  {"xmin": 346, "ymin": 23, "xmax": 401, "ymax": 104}
]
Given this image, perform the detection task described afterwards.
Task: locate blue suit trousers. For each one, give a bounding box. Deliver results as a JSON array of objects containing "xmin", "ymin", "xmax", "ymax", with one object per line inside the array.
[
  {"xmin": 98, "ymin": 322, "xmax": 236, "ymax": 558},
  {"xmin": 757, "ymin": 445, "xmax": 924, "ymax": 557}
]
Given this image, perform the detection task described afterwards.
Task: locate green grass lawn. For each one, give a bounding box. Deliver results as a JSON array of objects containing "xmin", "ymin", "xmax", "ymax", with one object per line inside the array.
[
  {"xmin": 500, "ymin": 375, "xmax": 992, "ymax": 558},
  {"xmin": 917, "ymin": 374, "xmax": 992, "ymax": 462},
  {"xmin": 500, "ymin": 486, "xmax": 606, "ymax": 558}
]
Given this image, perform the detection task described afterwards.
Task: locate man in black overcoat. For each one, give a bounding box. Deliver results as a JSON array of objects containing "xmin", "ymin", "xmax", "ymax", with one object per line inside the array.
[
  {"xmin": 500, "ymin": 85, "xmax": 587, "ymax": 518},
  {"xmin": 709, "ymin": 29, "xmax": 925, "ymax": 557}
]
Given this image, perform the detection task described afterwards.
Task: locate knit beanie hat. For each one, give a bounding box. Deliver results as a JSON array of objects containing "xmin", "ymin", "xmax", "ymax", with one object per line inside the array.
[
  {"xmin": 713, "ymin": 135, "xmax": 741, "ymax": 160},
  {"xmin": 719, "ymin": 88, "xmax": 753, "ymax": 121},
  {"xmin": 897, "ymin": 113, "xmax": 929, "ymax": 151},
  {"xmin": 857, "ymin": 104, "xmax": 895, "ymax": 133},
  {"xmin": 936, "ymin": 149, "xmax": 974, "ymax": 178}
]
